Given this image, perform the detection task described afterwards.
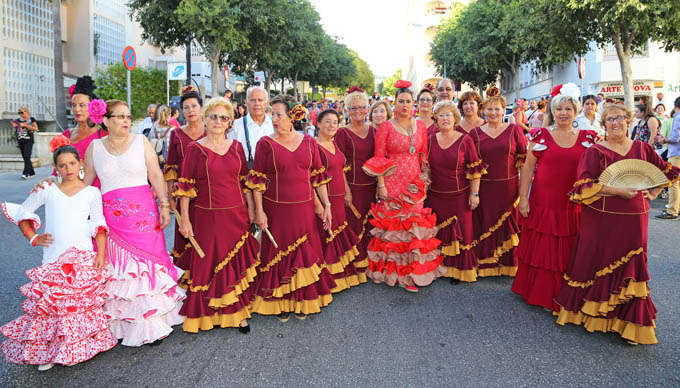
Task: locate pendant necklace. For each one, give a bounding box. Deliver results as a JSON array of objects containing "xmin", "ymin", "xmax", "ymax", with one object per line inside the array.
[{"xmin": 394, "ymin": 119, "xmax": 416, "ymax": 154}]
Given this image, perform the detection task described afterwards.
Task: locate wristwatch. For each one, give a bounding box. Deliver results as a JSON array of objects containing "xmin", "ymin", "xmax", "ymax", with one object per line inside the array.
[
  {"xmin": 470, "ymin": 192, "xmax": 479, "ymax": 197},
  {"xmin": 324, "ymin": 203, "xmax": 331, "ymax": 207}
]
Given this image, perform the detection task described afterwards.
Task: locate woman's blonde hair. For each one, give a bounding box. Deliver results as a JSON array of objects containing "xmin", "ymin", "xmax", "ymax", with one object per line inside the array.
[
  {"xmin": 155, "ymin": 104, "xmax": 171, "ymax": 127},
  {"xmin": 369, "ymin": 100, "xmax": 393, "ymax": 123},
  {"xmin": 19, "ymin": 105, "xmax": 30, "ymax": 115},
  {"xmin": 600, "ymin": 103, "xmax": 633, "ymax": 128},
  {"xmin": 202, "ymin": 97, "xmax": 234, "ymax": 121},
  {"xmin": 433, "ymin": 100, "xmax": 461, "ymax": 127},
  {"xmin": 345, "ymin": 91, "xmax": 368, "ymax": 109}
]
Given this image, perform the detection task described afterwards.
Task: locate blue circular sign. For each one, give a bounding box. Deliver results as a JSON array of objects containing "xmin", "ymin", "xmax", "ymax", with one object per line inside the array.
[{"xmin": 123, "ymin": 46, "xmax": 136, "ymax": 70}]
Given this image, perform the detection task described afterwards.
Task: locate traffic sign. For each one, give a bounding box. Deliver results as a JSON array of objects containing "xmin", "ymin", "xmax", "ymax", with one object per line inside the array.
[{"xmin": 123, "ymin": 46, "xmax": 136, "ymax": 71}]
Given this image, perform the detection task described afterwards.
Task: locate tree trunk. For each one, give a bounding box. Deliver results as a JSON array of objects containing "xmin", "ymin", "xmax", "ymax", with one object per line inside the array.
[
  {"xmin": 613, "ymin": 31, "xmax": 635, "ymax": 111},
  {"xmin": 513, "ymin": 61, "xmax": 521, "ymax": 101},
  {"xmin": 209, "ymin": 48, "xmax": 221, "ymax": 99},
  {"xmin": 293, "ymin": 72, "xmax": 299, "ymax": 101},
  {"xmin": 264, "ymin": 71, "xmax": 272, "ymax": 95},
  {"xmin": 323, "ymin": 86, "xmax": 326, "ymax": 99},
  {"xmin": 52, "ymin": 0, "xmax": 66, "ymax": 131},
  {"xmin": 281, "ymin": 78, "xmax": 285, "ymax": 93}
]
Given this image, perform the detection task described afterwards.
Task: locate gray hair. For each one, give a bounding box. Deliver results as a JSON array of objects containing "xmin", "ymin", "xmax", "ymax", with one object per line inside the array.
[
  {"xmin": 246, "ymin": 86, "xmax": 269, "ymax": 101},
  {"xmin": 436, "ymin": 78, "xmax": 454, "ymax": 89},
  {"xmin": 550, "ymin": 94, "xmax": 581, "ymax": 116},
  {"xmin": 147, "ymin": 104, "xmax": 156, "ymax": 112}
]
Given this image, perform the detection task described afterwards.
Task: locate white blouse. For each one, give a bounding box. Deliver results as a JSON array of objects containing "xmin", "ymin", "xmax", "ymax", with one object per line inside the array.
[{"xmin": 2, "ymin": 184, "xmax": 108, "ymax": 265}]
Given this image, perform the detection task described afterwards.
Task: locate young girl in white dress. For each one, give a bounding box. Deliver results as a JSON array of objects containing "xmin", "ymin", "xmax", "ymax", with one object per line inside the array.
[{"xmin": 1, "ymin": 135, "xmax": 117, "ymax": 371}]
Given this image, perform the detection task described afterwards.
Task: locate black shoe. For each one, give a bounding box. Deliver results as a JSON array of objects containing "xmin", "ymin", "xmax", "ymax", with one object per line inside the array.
[
  {"xmin": 277, "ymin": 312, "xmax": 290, "ymax": 322},
  {"xmin": 149, "ymin": 337, "xmax": 165, "ymax": 346},
  {"xmin": 238, "ymin": 324, "xmax": 250, "ymax": 334},
  {"xmin": 655, "ymin": 211, "xmax": 678, "ymax": 220},
  {"xmin": 450, "ymin": 278, "xmax": 460, "ymax": 285},
  {"xmin": 294, "ymin": 313, "xmax": 307, "ymax": 320}
]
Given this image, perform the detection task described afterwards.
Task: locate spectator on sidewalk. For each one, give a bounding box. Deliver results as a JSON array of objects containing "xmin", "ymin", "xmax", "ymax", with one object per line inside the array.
[
  {"xmin": 140, "ymin": 104, "xmax": 156, "ymax": 136},
  {"xmin": 656, "ymin": 97, "xmax": 680, "ymax": 220},
  {"xmin": 14, "ymin": 106, "xmax": 38, "ymax": 179}
]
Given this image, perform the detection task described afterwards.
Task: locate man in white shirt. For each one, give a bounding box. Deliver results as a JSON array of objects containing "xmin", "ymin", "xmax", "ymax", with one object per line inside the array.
[
  {"xmin": 228, "ymin": 86, "xmax": 274, "ymax": 167},
  {"xmin": 140, "ymin": 104, "xmax": 156, "ymax": 135}
]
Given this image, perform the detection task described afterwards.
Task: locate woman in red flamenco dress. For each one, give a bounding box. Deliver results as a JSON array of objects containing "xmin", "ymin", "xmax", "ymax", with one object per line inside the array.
[
  {"xmin": 314, "ymin": 109, "xmax": 365, "ymax": 292},
  {"xmin": 512, "ymin": 86, "xmax": 598, "ymax": 311},
  {"xmin": 554, "ymin": 104, "xmax": 679, "ymax": 345},
  {"xmin": 362, "ymin": 81, "xmax": 446, "ymax": 292},
  {"xmin": 470, "ymin": 88, "xmax": 527, "ymax": 277}
]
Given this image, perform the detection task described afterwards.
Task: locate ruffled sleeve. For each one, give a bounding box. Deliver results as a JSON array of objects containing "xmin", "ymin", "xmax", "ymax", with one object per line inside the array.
[
  {"xmin": 568, "ymin": 146, "xmax": 604, "ymax": 204},
  {"xmin": 513, "ymin": 124, "xmax": 528, "ymax": 169},
  {"xmin": 2, "ymin": 186, "xmax": 47, "ymax": 229},
  {"xmin": 310, "ymin": 137, "xmax": 331, "ymax": 188},
  {"xmin": 246, "ymin": 138, "xmax": 270, "ymax": 192},
  {"xmin": 235, "ymin": 141, "xmax": 251, "ymax": 193},
  {"xmin": 462, "ymin": 135, "xmax": 488, "ymax": 179},
  {"xmin": 362, "ymin": 122, "xmax": 397, "ymax": 177},
  {"xmin": 527, "ymin": 128, "xmax": 549, "ymax": 159},
  {"xmin": 642, "ymin": 141, "xmax": 680, "ymax": 186},
  {"xmin": 164, "ymin": 129, "xmax": 180, "ymax": 181},
  {"xmin": 174, "ymin": 143, "xmax": 199, "ymax": 199},
  {"xmin": 87, "ymin": 187, "xmax": 108, "ymax": 237}
]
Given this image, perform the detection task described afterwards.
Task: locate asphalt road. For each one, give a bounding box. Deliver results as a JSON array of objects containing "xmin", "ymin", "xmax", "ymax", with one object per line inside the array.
[{"xmin": 0, "ymin": 167, "xmax": 678, "ymax": 388}]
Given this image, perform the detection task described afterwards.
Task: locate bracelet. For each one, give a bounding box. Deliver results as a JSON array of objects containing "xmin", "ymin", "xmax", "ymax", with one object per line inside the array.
[
  {"xmin": 324, "ymin": 203, "xmax": 331, "ymax": 208},
  {"xmin": 22, "ymin": 228, "xmax": 34, "ymax": 236},
  {"xmin": 470, "ymin": 192, "xmax": 479, "ymax": 197},
  {"xmin": 29, "ymin": 234, "xmax": 38, "ymax": 246},
  {"xmin": 159, "ymin": 203, "xmax": 170, "ymax": 209},
  {"xmin": 377, "ymin": 184, "xmax": 386, "ymax": 188}
]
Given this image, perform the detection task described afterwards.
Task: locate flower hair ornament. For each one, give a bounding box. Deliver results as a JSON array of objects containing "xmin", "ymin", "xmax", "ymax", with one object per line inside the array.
[
  {"xmin": 423, "ymin": 83, "xmax": 435, "ymax": 92},
  {"xmin": 486, "ymin": 86, "xmax": 501, "ymax": 98},
  {"xmin": 347, "ymin": 86, "xmax": 364, "ymax": 94},
  {"xmin": 516, "ymin": 99, "xmax": 527, "ymax": 109},
  {"xmin": 71, "ymin": 75, "xmax": 97, "ymax": 101},
  {"xmin": 287, "ymin": 102, "xmax": 307, "ymax": 122},
  {"xmin": 68, "ymin": 84, "xmax": 76, "ymax": 100},
  {"xmin": 182, "ymin": 85, "xmax": 198, "ymax": 96},
  {"xmin": 87, "ymin": 99, "xmax": 107, "ymax": 124},
  {"xmin": 394, "ymin": 80, "xmax": 412, "ymax": 89},
  {"xmin": 551, "ymin": 83, "xmax": 580, "ymax": 99},
  {"xmin": 49, "ymin": 135, "xmax": 71, "ymax": 153}
]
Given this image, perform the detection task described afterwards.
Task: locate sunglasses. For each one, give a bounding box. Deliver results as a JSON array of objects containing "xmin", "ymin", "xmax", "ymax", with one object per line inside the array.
[
  {"xmin": 18, "ymin": 111, "xmax": 24, "ymax": 114},
  {"xmin": 208, "ymin": 113, "xmax": 230, "ymax": 123}
]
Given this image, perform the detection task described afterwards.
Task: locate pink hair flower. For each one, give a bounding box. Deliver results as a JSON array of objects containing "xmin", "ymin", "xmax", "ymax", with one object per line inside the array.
[
  {"xmin": 68, "ymin": 84, "xmax": 76, "ymax": 100},
  {"xmin": 88, "ymin": 99, "xmax": 107, "ymax": 124}
]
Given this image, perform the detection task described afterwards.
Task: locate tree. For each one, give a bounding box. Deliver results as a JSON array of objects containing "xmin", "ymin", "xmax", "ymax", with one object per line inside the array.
[
  {"xmin": 381, "ymin": 68, "xmax": 402, "ymax": 98},
  {"xmin": 553, "ymin": 0, "xmax": 680, "ymax": 110},
  {"xmin": 346, "ymin": 50, "xmax": 375, "ymax": 95},
  {"xmin": 303, "ymin": 37, "xmax": 355, "ymax": 98},
  {"xmin": 52, "ymin": 0, "xmax": 66, "ymax": 131}
]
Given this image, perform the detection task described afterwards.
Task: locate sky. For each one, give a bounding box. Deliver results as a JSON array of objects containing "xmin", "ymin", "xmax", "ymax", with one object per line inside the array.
[{"xmin": 310, "ymin": 0, "xmax": 407, "ymax": 78}]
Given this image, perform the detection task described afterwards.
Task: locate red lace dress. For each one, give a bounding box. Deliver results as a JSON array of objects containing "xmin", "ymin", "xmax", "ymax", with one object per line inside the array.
[
  {"xmin": 334, "ymin": 126, "xmax": 376, "ymax": 274},
  {"xmin": 362, "ymin": 121, "xmax": 446, "ymax": 287},
  {"xmin": 512, "ymin": 129, "xmax": 597, "ymax": 311},
  {"xmin": 425, "ymin": 133, "xmax": 487, "ymax": 282},
  {"xmin": 247, "ymin": 135, "xmax": 336, "ymax": 315},
  {"xmin": 555, "ymin": 141, "xmax": 680, "ymax": 344},
  {"xmin": 470, "ymin": 124, "xmax": 527, "ymax": 277},
  {"xmin": 317, "ymin": 143, "xmax": 365, "ymax": 292},
  {"xmin": 164, "ymin": 128, "xmax": 205, "ymax": 265}
]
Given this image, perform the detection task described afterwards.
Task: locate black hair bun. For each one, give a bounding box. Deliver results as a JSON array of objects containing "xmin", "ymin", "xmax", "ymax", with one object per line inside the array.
[{"xmin": 73, "ymin": 75, "xmax": 98, "ymax": 99}]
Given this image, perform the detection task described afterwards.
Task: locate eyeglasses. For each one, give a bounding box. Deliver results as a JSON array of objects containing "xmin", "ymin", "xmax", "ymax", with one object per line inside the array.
[
  {"xmin": 349, "ymin": 106, "xmax": 367, "ymax": 111},
  {"xmin": 110, "ymin": 114, "xmax": 132, "ymax": 121},
  {"xmin": 604, "ymin": 115, "xmax": 626, "ymax": 123},
  {"xmin": 208, "ymin": 113, "xmax": 230, "ymax": 123},
  {"xmin": 17, "ymin": 111, "xmax": 24, "ymax": 114},
  {"xmin": 438, "ymin": 113, "xmax": 454, "ymax": 119},
  {"xmin": 437, "ymin": 88, "xmax": 453, "ymax": 92},
  {"xmin": 418, "ymin": 98, "xmax": 433, "ymax": 103}
]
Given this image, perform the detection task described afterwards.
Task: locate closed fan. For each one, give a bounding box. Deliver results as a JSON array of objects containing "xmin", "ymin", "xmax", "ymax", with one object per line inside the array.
[{"xmin": 598, "ymin": 159, "xmax": 669, "ymax": 190}]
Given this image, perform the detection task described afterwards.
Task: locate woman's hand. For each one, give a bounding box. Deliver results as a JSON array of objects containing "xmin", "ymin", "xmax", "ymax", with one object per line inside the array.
[
  {"xmin": 255, "ymin": 210, "xmax": 268, "ymax": 230},
  {"xmin": 344, "ymin": 191, "xmax": 353, "ymax": 207},
  {"xmin": 314, "ymin": 201, "xmax": 324, "ymax": 219},
  {"xmin": 94, "ymin": 252, "xmax": 106, "ymax": 270},
  {"xmin": 377, "ymin": 186, "xmax": 388, "ymax": 201},
  {"xmin": 321, "ymin": 206, "xmax": 332, "ymax": 231},
  {"xmin": 518, "ymin": 197, "xmax": 530, "ymax": 217},
  {"xmin": 32, "ymin": 233, "xmax": 53, "ymax": 247},
  {"xmin": 31, "ymin": 176, "xmax": 56, "ymax": 193},
  {"xmin": 247, "ymin": 206, "xmax": 256, "ymax": 225},
  {"xmin": 615, "ymin": 187, "xmax": 638, "ymax": 199},
  {"xmin": 655, "ymin": 135, "xmax": 665, "ymax": 144},
  {"xmin": 642, "ymin": 187, "xmax": 662, "ymax": 201},
  {"xmin": 469, "ymin": 193, "xmax": 480, "ymax": 211},
  {"xmin": 159, "ymin": 207, "xmax": 171, "ymax": 229},
  {"xmin": 169, "ymin": 197, "xmax": 177, "ymax": 212},
  {"xmin": 179, "ymin": 217, "xmax": 193, "ymax": 238}
]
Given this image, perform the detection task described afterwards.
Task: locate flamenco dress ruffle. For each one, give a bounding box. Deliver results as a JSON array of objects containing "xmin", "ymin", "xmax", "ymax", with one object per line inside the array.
[
  {"xmin": 164, "ymin": 165, "xmax": 189, "ymax": 265},
  {"xmin": 363, "ymin": 157, "xmax": 446, "ymax": 287},
  {"xmin": 247, "ymin": 171, "xmax": 336, "ymax": 315},
  {"xmin": 1, "ymin": 247, "xmax": 117, "ymax": 366}
]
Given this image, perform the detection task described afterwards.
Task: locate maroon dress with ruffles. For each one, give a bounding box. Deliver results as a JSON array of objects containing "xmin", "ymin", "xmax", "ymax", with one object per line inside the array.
[
  {"xmin": 554, "ymin": 141, "xmax": 680, "ymax": 344},
  {"xmin": 470, "ymin": 123, "xmax": 527, "ymax": 277},
  {"xmin": 334, "ymin": 126, "xmax": 376, "ymax": 274},
  {"xmin": 425, "ymin": 132, "xmax": 487, "ymax": 282},
  {"xmin": 426, "ymin": 123, "xmax": 437, "ymax": 136},
  {"xmin": 317, "ymin": 142, "xmax": 366, "ymax": 292},
  {"xmin": 362, "ymin": 121, "xmax": 446, "ymax": 287},
  {"xmin": 247, "ymin": 135, "xmax": 336, "ymax": 315},
  {"xmin": 512, "ymin": 129, "xmax": 597, "ymax": 311},
  {"xmin": 164, "ymin": 128, "xmax": 205, "ymax": 264},
  {"xmin": 174, "ymin": 141, "xmax": 260, "ymax": 332}
]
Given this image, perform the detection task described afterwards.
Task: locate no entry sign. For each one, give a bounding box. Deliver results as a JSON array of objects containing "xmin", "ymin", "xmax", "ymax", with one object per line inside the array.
[{"xmin": 123, "ymin": 46, "xmax": 136, "ymax": 71}]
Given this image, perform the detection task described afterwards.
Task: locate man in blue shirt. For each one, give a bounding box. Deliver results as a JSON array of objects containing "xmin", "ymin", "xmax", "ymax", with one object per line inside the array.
[{"xmin": 656, "ymin": 96, "xmax": 680, "ymax": 219}]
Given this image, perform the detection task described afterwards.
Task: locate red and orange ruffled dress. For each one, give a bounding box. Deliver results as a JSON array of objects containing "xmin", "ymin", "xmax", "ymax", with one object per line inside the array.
[{"xmin": 362, "ymin": 121, "xmax": 446, "ymax": 288}]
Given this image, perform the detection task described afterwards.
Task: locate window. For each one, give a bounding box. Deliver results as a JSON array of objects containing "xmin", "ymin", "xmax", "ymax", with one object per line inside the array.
[
  {"xmin": 1, "ymin": 0, "xmax": 53, "ymax": 49},
  {"xmin": 604, "ymin": 41, "xmax": 648, "ymax": 56},
  {"xmin": 3, "ymin": 47, "xmax": 55, "ymax": 116},
  {"xmin": 94, "ymin": 0, "xmax": 126, "ymax": 21},
  {"xmin": 93, "ymin": 14, "xmax": 125, "ymax": 66}
]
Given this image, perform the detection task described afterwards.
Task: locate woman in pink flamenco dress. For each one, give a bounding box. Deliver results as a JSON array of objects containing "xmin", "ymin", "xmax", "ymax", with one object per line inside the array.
[{"xmin": 362, "ymin": 81, "xmax": 446, "ymax": 292}]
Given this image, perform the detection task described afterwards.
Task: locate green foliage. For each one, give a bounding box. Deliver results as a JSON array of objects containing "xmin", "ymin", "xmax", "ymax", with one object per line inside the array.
[
  {"xmin": 94, "ymin": 63, "xmax": 179, "ymax": 118},
  {"xmin": 381, "ymin": 68, "xmax": 402, "ymax": 98},
  {"xmin": 128, "ymin": 0, "xmax": 185, "ymax": 51},
  {"xmin": 345, "ymin": 50, "xmax": 375, "ymax": 95}
]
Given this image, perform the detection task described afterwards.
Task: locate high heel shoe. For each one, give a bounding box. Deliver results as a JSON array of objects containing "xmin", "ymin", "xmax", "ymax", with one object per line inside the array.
[{"xmin": 238, "ymin": 324, "xmax": 251, "ymax": 334}]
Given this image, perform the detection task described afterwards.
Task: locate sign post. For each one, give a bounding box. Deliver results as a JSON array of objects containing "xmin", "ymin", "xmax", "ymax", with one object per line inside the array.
[
  {"xmin": 167, "ymin": 62, "xmax": 188, "ymax": 105},
  {"xmin": 123, "ymin": 46, "xmax": 137, "ymax": 109},
  {"xmin": 577, "ymin": 57, "xmax": 586, "ymax": 99}
]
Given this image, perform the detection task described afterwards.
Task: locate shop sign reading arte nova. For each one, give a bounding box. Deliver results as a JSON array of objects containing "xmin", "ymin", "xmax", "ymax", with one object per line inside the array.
[{"xmin": 599, "ymin": 81, "xmax": 653, "ymax": 97}]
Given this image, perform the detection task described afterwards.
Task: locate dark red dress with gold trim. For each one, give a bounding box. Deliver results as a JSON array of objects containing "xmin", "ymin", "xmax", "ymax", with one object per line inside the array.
[
  {"xmin": 362, "ymin": 121, "xmax": 446, "ymax": 287},
  {"xmin": 164, "ymin": 128, "xmax": 205, "ymax": 264},
  {"xmin": 425, "ymin": 133, "xmax": 487, "ymax": 282},
  {"xmin": 247, "ymin": 135, "xmax": 336, "ymax": 315},
  {"xmin": 334, "ymin": 126, "xmax": 376, "ymax": 274},
  {"xmin": 470, "ymin": 123, "xmax": 527, "ymax": 277},
  {"xmin": 174, "ymin": 141, "xmax": 260, "ymax": 332},
  {"xmin": 317, "ymin": 142, "xmax": 366, "ymax": 292},
  {"xmin": 512, "ymin": 129, "xmax": 597, "ymax": 311},
  {"xmin": 554, "ymin": 141, "xmax": 680, "ymax": 344}
]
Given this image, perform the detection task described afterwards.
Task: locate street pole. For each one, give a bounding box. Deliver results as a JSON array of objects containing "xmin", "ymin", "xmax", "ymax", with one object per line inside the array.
[
  {"xmin": 186, "ymin": 35, "xmax": 192, "ymax": 86},
  {"xmin": 127, "ymin": 69, "xmax": 131, "ymax": 109}
]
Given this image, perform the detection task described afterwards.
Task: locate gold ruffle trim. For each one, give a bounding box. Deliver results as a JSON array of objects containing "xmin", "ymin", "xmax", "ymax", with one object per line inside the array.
[
  {"xmin": 343, "ymin": 165, "xmax": 351, "ymax": 172},
  {"xmin": 312, "ymin": 176, "xmax": 332, "ymax": 188},
  {"xmin": 441, "ymin": 241, "xmax": 461, "ymax": 257},
  {"xmin": 663, "ymin": 162, "xmax": 673, "ymax": 173},
  {"xmin": 581, "ymin": 280, "xmax": 649, "ymax": 317},
  {"xmin": 444, "ymin": 266, "xmax": 478, "ymax": 282},
  {"xmin": 466, "ymin": 159, "xmax": 483, "ymax": 168},
  {"xmin": 270, "ymin": 264, "xmax": 322, "ymax": 298},
  {"xmin": 326, "ymin": 221, "xmax": 349, "ymax": 243},
  {"xmin": 573, "ymin": 178, "xmax": 594, "ymax": 187},
  {"xmin": 322, "ymin": 246, "xmax": 359, "ymax": 275},
  {"xmin": 182, "ymin": 306, "xmax": 251, "ymax": 333},
  {"xmin": 249, "ymin": 170, "xmax": 266, "ymax": 179},
  {"xmin": 310, "ymin": 167, "xmax": 326, "ymax": 176},
  {"xmin": 570, "ymin": 182, "xmax": 603, "ymax": 205},
  {"xmin": 178, "ymin": 177, "xmax": 195, "ymax": 184},
  {"xmin": 478, "ymin": 234, "xmax": 519, "ymax": 265},
  {"xmin": 436, "ymin": 216, "xmax": 457, "ymax": 231},
  {"xmin": 187, "ymin": 232, "xmax": 258, "ymax": 292},
  {"xmin": 164, "ymin": 167, "xmax": 178, "ymax": 182},
  {"xmin": 330, "ymin": 272, "xmax": 366, "ymax": 293},
  {"xmin": 261, "ymin": 235, "xmax": 308, "ymax": 272},
  {"xmin": 173, "ymin": 186, "xmax": 197, "ymax": 198},
  {"xmin": 249, "ymin": 294, "xmax": 334, "ymax": 315},
  {"xmin": 245, "ymin": 180, "xmax": 266, "ymax": 192},
  {"xmin": 477, "ymin": 265, "xmax": 517, "ymax": 278},
  {"xmin": 556, "ymin": 310, "xmax": 657, "ymax": 344},
  {"xmin": 466, "ymin": 169, "xmax": 487, "ymax": 180},
  {"xmin": 472, "ymin": 197, "xmax": 519, "ymax": 247},
  {"xmin": 563, "ymin": 247, "xmax": 644, "ymax": 288},
  {"xmin": 353, "ymin": 257, "xmax": 369, "ymax": 269},
  {"xmin": 205, "ymin": 266, "xmax": 258, "ymax": 308}
]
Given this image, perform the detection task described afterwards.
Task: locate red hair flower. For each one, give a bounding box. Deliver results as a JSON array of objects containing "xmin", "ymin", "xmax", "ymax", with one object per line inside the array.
[
  {"xmin": 289, "ymin": 104, "xmax": 307, "ymax": 122},
  {"xmin": 49, "ymin": 135, "xmax": 71, "ymax": 153},
  {"xmin": 551, "ymin": 84, "xmax": 563, "ymax": 97},
  {"xmin": 182, "ymin": 85, "xmax": 198, "ymax": 95},
  {"xmin": 68, "ymin": 84, "xmax": 76, "ymax": 100},
  {"xmin": 394, "ymin": 80, "xmax": 412, "ymax": 89},
  {"xmin": 423, "ymin": 83, "xmax": 435, "ymax": 92},
  {"xmin": 486, "ymin": 87, "xmax": 501, "ymax": 98},
  {"xmin": 88, "ymin": 99, "xmax": 107, "ymax": 124},
  {"xmin": 347, "ymin": 86, "xmax": 364, "ymax": 94}
]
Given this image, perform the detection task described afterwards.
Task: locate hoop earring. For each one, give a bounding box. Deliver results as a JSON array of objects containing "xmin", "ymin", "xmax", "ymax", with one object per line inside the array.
[{"xmin": 78, "ymin": 166, "xmax": 85, "ymax": 180}]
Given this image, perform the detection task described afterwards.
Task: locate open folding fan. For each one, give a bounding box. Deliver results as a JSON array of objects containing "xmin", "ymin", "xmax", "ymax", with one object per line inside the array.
[{"xmin": 598, "ymin": 159, "xmax": 669, "ymax": 190}]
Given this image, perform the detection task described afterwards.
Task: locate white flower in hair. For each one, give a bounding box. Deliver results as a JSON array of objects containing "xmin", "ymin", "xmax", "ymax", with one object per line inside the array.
[{"xmin": 559, "ymin": 83, "xmax": 581, "ymax": 100}]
